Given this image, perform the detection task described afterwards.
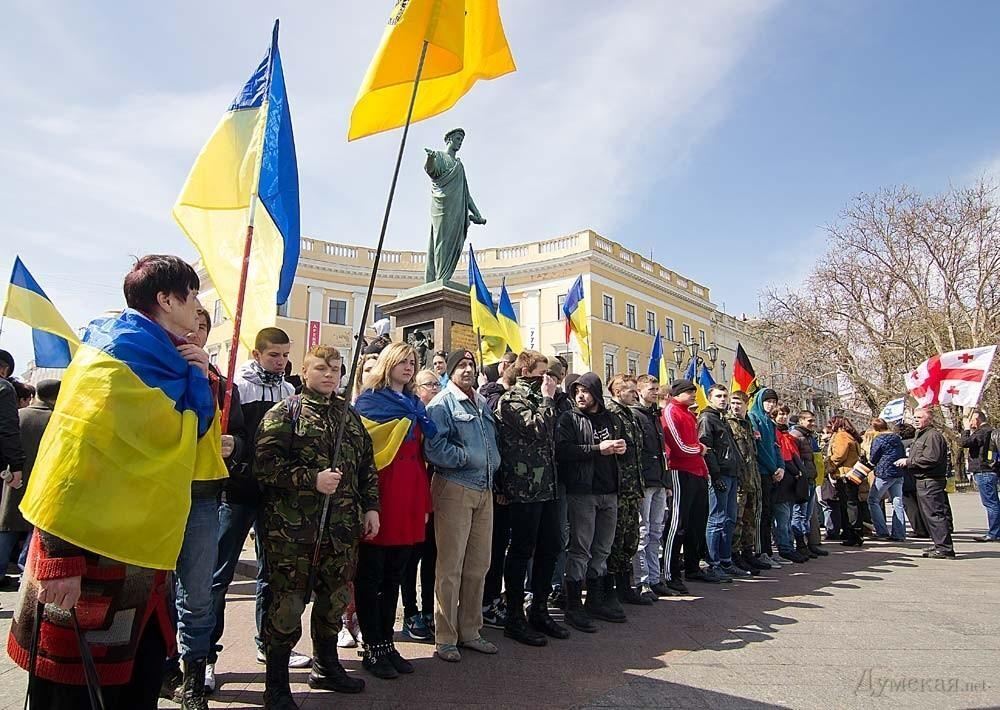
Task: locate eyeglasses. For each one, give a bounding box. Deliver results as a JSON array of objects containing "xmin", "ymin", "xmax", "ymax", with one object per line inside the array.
[{"xmin": 417, "ymin": 381, "xmax": 441, "ymax": 389}]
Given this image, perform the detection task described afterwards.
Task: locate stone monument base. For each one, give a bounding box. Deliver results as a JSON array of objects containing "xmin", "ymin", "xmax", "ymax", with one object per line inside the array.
[{"xmin": 380, "ymin": 280, "xmax": 478, "ymax": 368}]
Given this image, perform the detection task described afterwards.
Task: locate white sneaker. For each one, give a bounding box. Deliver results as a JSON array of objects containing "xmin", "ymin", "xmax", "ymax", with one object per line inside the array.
[
  {"xmin": 288, "ymin": 649, "xmax": 312, "ymax": 668},
  {"xmin": 337, "ymin": 626, "xmax": 357, "ymax": 648},
  {"xmin": 204, "ymin": 663, "xmax": 216, "ymax": 693}
]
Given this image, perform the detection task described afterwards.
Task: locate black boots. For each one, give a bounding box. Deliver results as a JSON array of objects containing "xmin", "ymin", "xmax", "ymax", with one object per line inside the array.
[
  {"xmin": 308, "ymin": 639, "xmax": 365, "ymax": 694},
  {"xmin": 263, "ymin": 648, "xmax": 299, "ymax": 710},
  {"xmin": 361, "ymin": 641, "xmax": 398, "ymax": 680},
  {"xmin": 563, "ymin": 578, "xmax": 597, "ymax": 633},
  {"xmin": 527, "ymin": 599, "xmax": 570, "ymax": 639},
  {"xmin": 795, "ymin": 534, "xmax": 818, "ymax": 559},
  {"xmin": 616, "ymin": 572, "xmax": 652, "ymax": 606},
  {"xmin": 585, "ymin": 576, "xmax": 626, "ymax": 623},
  {"xmin": 504, "ymin": 592, "xmax": 547, "ymax": 646},
  {"xmin": 180, "ymin": 659, "xmax": 209, "ymax": 710}
]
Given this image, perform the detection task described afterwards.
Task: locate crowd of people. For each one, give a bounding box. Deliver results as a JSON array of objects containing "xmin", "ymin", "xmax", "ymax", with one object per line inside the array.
[{"xmin": 0, "ymin": 254, "xmax": 993, "ymax": 710}]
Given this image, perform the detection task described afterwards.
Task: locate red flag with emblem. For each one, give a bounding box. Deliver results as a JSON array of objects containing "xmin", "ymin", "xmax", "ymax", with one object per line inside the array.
[{"xmin": 904, "ymin": 346, "xmax": 997, "ymax": 408}]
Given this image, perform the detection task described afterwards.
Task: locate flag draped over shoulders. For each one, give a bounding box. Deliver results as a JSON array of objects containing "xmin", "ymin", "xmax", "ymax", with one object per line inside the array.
[
  {"xmin": 19, "ymin": 309, "xmax": 226, "ymax": 570},
  {"xmin": 355, "ymin": 388, "xmax": 438, "ymax": 471}
]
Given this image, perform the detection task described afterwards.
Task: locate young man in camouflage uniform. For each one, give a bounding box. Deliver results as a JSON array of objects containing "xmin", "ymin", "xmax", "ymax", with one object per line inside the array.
[
  {"xmin": 255, "ymin": 346, "xmax": 380, "ymax": 709},
  {"xmin": 727, "ymin": 391, "xmax": 769, "ymax": 574},
  {"xmin": 605, "ymin": 374, "xmax": 650, "ymax": 612},
  {"xmin": 496, "ymin": 351, "xmax": 570, "ymax": 646}
]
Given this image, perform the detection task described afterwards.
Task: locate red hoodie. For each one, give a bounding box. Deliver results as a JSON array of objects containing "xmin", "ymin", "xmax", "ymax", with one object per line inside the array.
[{"xmin": 661, "ymin": 401, "xmax": 708, "ymax": 477}]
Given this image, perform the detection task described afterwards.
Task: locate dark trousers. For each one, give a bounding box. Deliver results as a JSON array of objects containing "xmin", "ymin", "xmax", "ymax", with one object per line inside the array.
[
  {"xmin": 835, "ymin": 479, "xmax": 863, "ymax": 543},
  {"xmin": 666, "ymin": 471, "xmax": 708, "ymax": 578},
  {"xmin": 482, "ymin": 500, "xmax": 511, "ymax": 605},
  {"xmin": 915, "ymin": 478, "xmax": 954, "ymax": 554},
  {"xmin": 504, "ymin": 499, "xmax": 561, "ymax": 603},
  {"xmin": 401, "ymin": 515, "xmax": 436, "ymax": 618},
  {"xmin": 30, "ymin": 621, "xmax": 166, "ymax": 709},
  {"xmin": 355, "ymin": 543, "xmax": 413, "ymax": 645},
  {"xmin": 758, "ymin": 476, "xmax": 774, "ymax": 555},
  {"xmin": 903, "ymin": 492, "xmax": 928, "ymax": 536}
]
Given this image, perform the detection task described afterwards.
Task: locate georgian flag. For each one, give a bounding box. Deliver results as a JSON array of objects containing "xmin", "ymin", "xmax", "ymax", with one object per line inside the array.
[{"xmin": 904, "ymin": 346, "xmax": 997, "ymax": 408}]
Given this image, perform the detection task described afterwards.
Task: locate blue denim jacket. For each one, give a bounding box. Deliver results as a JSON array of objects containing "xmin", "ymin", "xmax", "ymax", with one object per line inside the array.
[{"xmin": 423, "ymin": 382, "xmax": 500, "ymax": 491}]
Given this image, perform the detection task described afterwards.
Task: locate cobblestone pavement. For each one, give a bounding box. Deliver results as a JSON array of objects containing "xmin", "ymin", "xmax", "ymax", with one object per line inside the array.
[{"xmin": 1, "ymin": 493, "xmax": 998, "ymax": 709}]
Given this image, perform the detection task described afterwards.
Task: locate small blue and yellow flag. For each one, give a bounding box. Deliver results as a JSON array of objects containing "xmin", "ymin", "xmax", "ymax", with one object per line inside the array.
[
  {"xmin": 3, "ymin": 257, "xmax": 80, "ymax": 368},
  {"xmin": 468, "ymin": 245, "xmax": 507, "ymax": 365},
  {"xmin": 696, "ymin": 363, "xmax": 716, "ymax": 413},
  {"xmin": 647, "ymin": 330, "xmax": 668, "ymax": 383},
  {"xmin": 20, "ymin": 309, "xmax": 226, "ymax": 570},
  {"xmin": 349, "ymin": 0, "xmax": 516, "ymax": 141},
  {"xmin": 563, "ymin": 275, "xmax": 591, "ymax": 367},
  {"xmin": 497, "ymin": 279, "xmax": 523, "ymax": 355},
  {"xmin": 173, "ymin": 20, "xmax": 299, "ymax": 351}
]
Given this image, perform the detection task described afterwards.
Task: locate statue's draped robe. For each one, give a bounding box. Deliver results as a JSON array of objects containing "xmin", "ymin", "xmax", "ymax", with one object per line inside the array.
[{"xmin": 425, "ymin": 151, "xmax": 474, "ymax": 283}]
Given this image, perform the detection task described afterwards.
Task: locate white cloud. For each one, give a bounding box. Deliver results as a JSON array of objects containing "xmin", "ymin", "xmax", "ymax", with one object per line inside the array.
[{"xmin": 0, "ymin": 1, "xmax": 781, "ymax": 369}]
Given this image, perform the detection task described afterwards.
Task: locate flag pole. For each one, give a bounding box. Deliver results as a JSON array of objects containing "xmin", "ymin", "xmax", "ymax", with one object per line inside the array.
[
  {"xmin": 476, "ymin": 327, "xmax": 485, "ymax": 375},
  {"xmin": 305, "ymin": 38, "xmax": 431, "ymax": 604},
  {"xmin": 220, "ymin": 196, "xmax": 257, "ymax": 433}
]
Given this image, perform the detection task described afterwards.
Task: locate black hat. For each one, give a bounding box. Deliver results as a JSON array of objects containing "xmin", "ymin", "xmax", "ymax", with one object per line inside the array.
[
  {"xmin": 36, "ymin": 379, "xmax": 61, "ymax": 403},
  {"xmin": 446, "ymin": 349, "xmax": 476, "ymax": 376},
  {"xmin": 0, "ymin": 349, "xmax": 13, "ymax": 376},
  {"xmin": 760, "ymin": 388, "xmax": 778, "ymax": 403},
  {"xmin": 669, "ymin": 378, "xmax": 697, "ymax": 397}
]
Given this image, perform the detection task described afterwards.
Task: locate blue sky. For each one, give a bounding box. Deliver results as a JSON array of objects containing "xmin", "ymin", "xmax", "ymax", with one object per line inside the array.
[{"xmin": 2, "ymin": 1, "xmax": 999, "ymax": 368}]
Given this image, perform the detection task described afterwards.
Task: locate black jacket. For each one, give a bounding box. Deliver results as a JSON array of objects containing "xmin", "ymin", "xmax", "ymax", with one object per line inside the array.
[
  {"xmin": 196, "ymin": 367, "xmax": 248, "ymax": 499},
  {"xmin": 479, "ymin": 381, "xmax": 507, "ymax": 412},
  {"xmin": 960, "ymin": 425, "xmax": 994, "ymax": 474},
  {"xmin": 555, "ymin": 373, "xmax": 622, "ymax": 495},
  {"xmin": 907, "ymin": 426, "xmax": 948, "ymax": 479},
  {"xmin": 790, "ymin": 425, "xmax": 819, "ymax": 482},
  {"xmin": 0, "ymin": 379, "xmax": 24, "ymax": 473},
  {"xmin": 553, "ymin": 389, "xmax": 574, "ymax": 417},
  {"xmin": 697, "ymin": 407, "xmax": 740, "ymax": 481},
  {"xmin": 630, "ymin": 403, "xmax": 670, "ymax": 489}
]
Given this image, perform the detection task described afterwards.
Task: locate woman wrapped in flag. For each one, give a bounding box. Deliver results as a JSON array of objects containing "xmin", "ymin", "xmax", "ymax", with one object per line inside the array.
[
  {"xmin": 7, "ymin": 255, "xmax": 226, "ymax": 709},
  {"xmin": 352, "ymin": 342, "xmax": 437, "ymax": 680}
]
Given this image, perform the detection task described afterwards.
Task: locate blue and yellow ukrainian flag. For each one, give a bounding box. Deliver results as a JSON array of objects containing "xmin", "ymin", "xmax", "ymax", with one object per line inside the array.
[
  {"xmin": 173, "ymin": 20, "xmax": 299, "ymax": 351},
  {"xmin": 354, "ymin": 388, "xmax": 438, "ymax": 470},
  {"xmin": 696, "ymin": 364, "xmax": 716, "ymax": 413},
  {"xmin": 497, "ymin": 279, "xmax": 523, "ymax": 355},
  {"xmin": 3, "ymin": 257, "xmax": 80, "ymax": 368},
  {"xmin": 19, "ymin": 309, "xmax": 227, "ymax": 570},
  {"xmin": 647, "ymin": 330, "xmax": 668, "ymax": 383},
  {"xmin": 468, "ymin": 245, "xmax": 507, "ymax": 365},
  {"xmin": 563, "ymin": 275, "xmax": 591, "ymax": 367}
]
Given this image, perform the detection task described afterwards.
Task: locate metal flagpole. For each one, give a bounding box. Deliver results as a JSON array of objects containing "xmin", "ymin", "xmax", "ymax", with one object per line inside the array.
[{"xmin": 305, "ymin": 39, "xmax": 432, "ymax": 604}]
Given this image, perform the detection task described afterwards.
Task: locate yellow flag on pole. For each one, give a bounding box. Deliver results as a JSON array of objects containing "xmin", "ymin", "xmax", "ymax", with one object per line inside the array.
[{"xmin": 348, "ymin": 0, "xmax": 516, "ymax": 141}]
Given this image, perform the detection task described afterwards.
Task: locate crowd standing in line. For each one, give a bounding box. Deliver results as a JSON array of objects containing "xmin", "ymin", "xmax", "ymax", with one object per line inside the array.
[{"xmin": 0, "ymin": 255, "xmax": 996, "ymax": 710}]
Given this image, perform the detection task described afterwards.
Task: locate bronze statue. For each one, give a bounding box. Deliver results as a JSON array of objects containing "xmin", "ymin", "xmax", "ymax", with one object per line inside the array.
[{"xmin": 424, "ymin": 128, "xmax": 486, "ymax": 283}]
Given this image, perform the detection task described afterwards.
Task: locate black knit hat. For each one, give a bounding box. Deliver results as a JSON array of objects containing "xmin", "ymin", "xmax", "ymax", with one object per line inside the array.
[
  {"xmin": 669, "ymin": 378, "xmax": 696, "ymax": 397},
  {"xmin": 0, "ymin": 350, "xmax": 13, "ymax": 376},
  {"xmin": 760, "ymin": 388, "xmax": 778, "ymax": 403},
  {"xmin": 446, "ymin": 349, "xmax": 476, "ymax": 376}
]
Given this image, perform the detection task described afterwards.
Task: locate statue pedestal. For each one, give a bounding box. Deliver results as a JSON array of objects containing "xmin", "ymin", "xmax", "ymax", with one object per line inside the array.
[{"xmin": 380, "ymin": 280, "xmax": 478, "ymax": 366}]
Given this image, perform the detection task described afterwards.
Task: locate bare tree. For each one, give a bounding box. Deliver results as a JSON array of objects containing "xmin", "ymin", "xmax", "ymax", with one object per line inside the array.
[{"xmin": 762, "ymin": 180, "xmax": 1000, "ymax": 428}]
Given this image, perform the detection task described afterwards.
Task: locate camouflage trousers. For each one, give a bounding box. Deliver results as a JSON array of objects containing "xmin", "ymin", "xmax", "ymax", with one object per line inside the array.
[
  {"xmin": 262, "ymin": 538, "xmax": 357, "ymax": 653},
  {"xmin": 607, "ymin": 495, "xmax": 641, "ymax": 575},
  {"xmin": 732, "ymin": 472, "xmax": 761, "ymax": 555}
]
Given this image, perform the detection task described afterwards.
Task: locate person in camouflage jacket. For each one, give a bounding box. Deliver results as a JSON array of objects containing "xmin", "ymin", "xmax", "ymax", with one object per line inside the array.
[
  {"xmin": 255, "ymin": 347, "xmax": 380, "ymax": 707},
  {"xmin": 726, "ymin": 391, "xmax": 765, "ymax": 574},
  {"xmin": 495, "ymin": 351, "xmax": 569, "ymax": 645},
  {"xmin": 605, "ymin": 375, "xmax": 649, "ymax": 611}
]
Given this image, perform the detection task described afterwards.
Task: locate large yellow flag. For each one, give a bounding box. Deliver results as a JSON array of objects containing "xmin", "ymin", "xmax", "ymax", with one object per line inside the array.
[{"xmin": 349, "ymin": 0, "xmax": 516, "ymax": 141}]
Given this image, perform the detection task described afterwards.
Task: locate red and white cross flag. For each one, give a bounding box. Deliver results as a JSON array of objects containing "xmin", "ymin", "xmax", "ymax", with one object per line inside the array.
[{"xmin": 904, "ymin": 346, "xmax": 997, "ymax": 408}]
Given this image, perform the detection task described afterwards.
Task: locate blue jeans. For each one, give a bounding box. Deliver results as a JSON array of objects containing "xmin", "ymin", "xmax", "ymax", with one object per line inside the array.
[
  {"xmin": 706, "ymin": 477, "xmax": 738, "ymax": 567},
  {"xmin": 791, "ymin": 488, "xmax": 814, "ymax": 537},
  {"xmin": 176, "ymin": 496, "xmax": 221, "ymax": 662},
  {"xmin": 772, "ymin": 501, "xmax": 794, "ymax": 553},
  {"xmin": 868, "ymin": 477, "xmax": 906, "ymax": 540},
  {"xmin": 210, "ymin": 499, "xmax": 267, "ymax": 661},
  {"xmin": 973, "ymin": 472, "xmax": 1000, "ymax": 540}
]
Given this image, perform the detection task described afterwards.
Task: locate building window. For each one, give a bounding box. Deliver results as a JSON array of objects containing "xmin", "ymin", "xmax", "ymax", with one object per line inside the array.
[
  {"xmin": 602, "ymin": 294, "xmax": 614, "ymax": 322},
  {"xmin": 277, "ymin": 300, "xmax": 290, "ymax": 318},
  {"xmin": 327, "ymin": 298, "xmax": 348, "ymax": 325},
  {"xmin": 627, "ymin": 357, "xmax": 638, "ymax": 376},
  {"xmin": 682, "ymin": 323, "xmax": 692, "ymax": 344},
  {"xmin": 208, "ymin": 346, "xmax": 220, "ymax": 367},
  {"xmin": 557, "ymin": 293, "xmax": 566, "ymax": 320},
  {"xmin": 213, "ymin": 299, "xmax": 225, "ymax": 325},
  {"xmin": 625, "ymin": 303, "xmax": 637, "ymax": 330},
  {"xmin": 561, "ymin": 352, "xmax": 574, "ymax": 374},
  {"xmin": 665, "ymin": 318, "xmax": 675, "ymax": 342},
  {"xmin": 604, "ymin": 352, "xmax": 616, "ymax": 383},
  {"xmin": 372, "ymin": 304, "xmax": 385, "ymax": 322},
  {"xmin": 646, "ymin": 310, "xmax": 656, "ymax": 335},
  {"xmin": 510, "ymin": 301, "xmax": 521, "ymax": 323},
  {"xmin": 668, "ymin": 368, "xmax": 676, "ymax": 382},
  {"xmin": 699, "ymin": 329, "xmax": 707, "ymax": 350}
]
